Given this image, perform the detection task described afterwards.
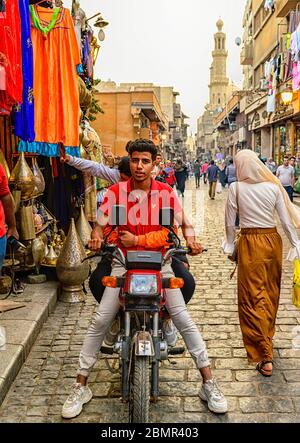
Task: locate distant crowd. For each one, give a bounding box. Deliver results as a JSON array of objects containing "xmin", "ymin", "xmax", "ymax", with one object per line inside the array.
[{"xmin": 143, "ymin": 152, "xmax": 300, "ymax": 203}]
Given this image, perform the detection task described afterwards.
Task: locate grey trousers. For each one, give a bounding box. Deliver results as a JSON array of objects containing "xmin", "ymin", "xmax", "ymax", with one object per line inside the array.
[{"xmin": 78, "ymin": 262, "xmax": 210, "ymax": 377}]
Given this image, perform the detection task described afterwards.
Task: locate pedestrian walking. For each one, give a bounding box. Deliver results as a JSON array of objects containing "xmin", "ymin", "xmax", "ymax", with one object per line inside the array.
[
  {"xmin": 225, "ymin": 159, "xmax": 237, "ymax": 187},
  {"xmin": 276, "ymin": 155, "xmax": 295, "ymax": 202},
  {"xmin": 201, "ymin": 161, "xmax": 209, "ymax": 184},
  {"xmin": 223, "ymin": 149, "xmax": 300, "ymax": 377},
  {"xmin": 218, "ymin": 161, "xmax": 227, "ymax": 188},
  {"xmin": 174, "ymin": 158, "xmax": 188, "ymax": 197},
  {"xmin": 266, "ymin": 157, "xmax": 277, "ymax": 175},
  {"xmin": 207, "ymin": 161, "xmax": 219, "ymax": 200},
  {"xmin": 225, "ymin": 159, "xmax": 239, "ymax": 227},
  {"xmin": 151, "ymin": 153, "xmax": 163, "ymax": 179},
  {"xmin": 194, "ymin": 159, "xmax": 201, "ymax": 189},
  {"xmin": 162, "ymin": 161, "xmax": 177, "ymax": 188}
]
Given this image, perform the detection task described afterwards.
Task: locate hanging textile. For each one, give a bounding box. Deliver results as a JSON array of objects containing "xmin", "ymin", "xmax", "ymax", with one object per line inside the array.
[
  {"xmin": 18, "ymin": 140, "xmax": 80, "ymax": 157},
  {"xmin": 72, "ymin": 6, "xmax": 86, "ymax": 57},
  {"xmin": 292, "ymin": 62, "xmax": 300, "ymax": 91},
  {"xmin": 82, "ymin": 29, "xmax": 94, "ymax": 80},
  {"xmin": 14, "ymin": 0, "xmax": 35, "ymax": 142},
  {"xmin": 0, "ymin": 0, "xmax": 23, "ymax": 115},
  {"xmin": 267, "ymin": 92, "xmax": 276, "ymax": 113},
  {"xmin": 20, "ymin": 5, "xmax": 81, "ymax": 156},
  {"xmin": 264, "ymin": 0, "xmax": 275, "ymax": 11}
]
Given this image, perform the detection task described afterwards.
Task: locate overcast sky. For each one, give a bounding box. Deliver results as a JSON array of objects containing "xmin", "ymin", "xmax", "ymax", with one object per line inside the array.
[{"xmin": 65, "ymin": 0, "xmax": 247, "ymax": 133}]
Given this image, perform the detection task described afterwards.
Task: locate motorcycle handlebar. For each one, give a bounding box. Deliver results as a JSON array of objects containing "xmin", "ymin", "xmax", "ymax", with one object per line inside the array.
[{"xmin": 82, "ymin": 245, "xmax": 207, "ymax": 264}]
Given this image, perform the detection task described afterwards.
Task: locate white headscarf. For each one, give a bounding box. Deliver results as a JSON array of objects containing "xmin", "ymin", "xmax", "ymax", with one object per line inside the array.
[{"xmin": 234, "ymin": 149, "xmax": 300, "ymax": 228}]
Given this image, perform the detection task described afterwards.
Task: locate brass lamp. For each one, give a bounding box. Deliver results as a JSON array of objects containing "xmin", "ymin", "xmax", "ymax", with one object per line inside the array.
[
  {"xmin": 94, "ymin": 17, "xmax": 109, "ymax": 28},
  {"xmin": 281, "ymin": 87, "xmax": 293, "ymax": 106}
]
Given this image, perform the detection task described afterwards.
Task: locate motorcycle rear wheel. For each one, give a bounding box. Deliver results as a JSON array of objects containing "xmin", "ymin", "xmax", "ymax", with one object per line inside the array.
[{"xmin": 131, "ymin": 356, "xmax": 150, "ymax": 423}]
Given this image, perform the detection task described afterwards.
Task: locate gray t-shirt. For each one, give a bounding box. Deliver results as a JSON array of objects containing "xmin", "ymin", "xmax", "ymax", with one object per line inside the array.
[{"xmin": 276, "ymin": 165, "xmax": 294, "ymax": 187}]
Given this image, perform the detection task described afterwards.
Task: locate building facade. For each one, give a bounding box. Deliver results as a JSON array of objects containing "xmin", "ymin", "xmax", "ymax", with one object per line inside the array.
[
  {"xmin": 92, "ymin": 82, "xmax": 167, "ymax": 156},
  {"xmin": 241, "ymin": 0, "xmax": 300, "ymax": 163}
]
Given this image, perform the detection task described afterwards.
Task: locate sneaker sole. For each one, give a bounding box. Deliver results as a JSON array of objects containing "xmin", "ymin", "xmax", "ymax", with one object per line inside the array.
[
  {"xmin": 62, "ymin": 391, "xmax": 93, "ymax": 419},
  {"xmin": 199, "ymin": 393, "xmax": 228, "ymax": 414}
]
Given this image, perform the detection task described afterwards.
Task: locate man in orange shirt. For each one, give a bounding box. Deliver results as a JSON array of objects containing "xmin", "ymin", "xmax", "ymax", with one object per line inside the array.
[{"xmin": 61, "ymin": 140, "xmax": 228, "ymax": 419}]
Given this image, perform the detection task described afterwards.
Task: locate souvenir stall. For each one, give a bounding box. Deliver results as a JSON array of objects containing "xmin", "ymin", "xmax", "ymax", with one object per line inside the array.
[{"xmin": 0, "ymin": 0, "xmax": 108, "ymax": 301}]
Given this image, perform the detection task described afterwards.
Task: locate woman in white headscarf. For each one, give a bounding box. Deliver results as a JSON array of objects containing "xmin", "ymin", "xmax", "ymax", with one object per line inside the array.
[{"xmin": 223, "ymin": 149, "xmax": 300, "ymax": 377}]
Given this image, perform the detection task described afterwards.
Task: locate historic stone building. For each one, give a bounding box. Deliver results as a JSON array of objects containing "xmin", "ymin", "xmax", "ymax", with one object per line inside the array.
[{"xmin": 197, "ymin": 19, "xmax": 238, "ymax": 158}]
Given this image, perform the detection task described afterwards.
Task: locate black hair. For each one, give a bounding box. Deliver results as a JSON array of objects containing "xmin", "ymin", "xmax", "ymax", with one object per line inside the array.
[
  {"xmin": 127, "ymin": 139, "xmax": 158, "ymax": 161},
  {"xmin": 125, "ymin": 140, "xmax": 133, "ymax": 153},
  {"xmin": 229, "ymin": 159, "xmax": 233, "ymax": 164},
  {"xmin": 210, "ymin": 160, "xmax": 215, "ymax": 165},
  {"xmin": 118, "ymin": 156, "xmax": 131, "ymax": 177}
]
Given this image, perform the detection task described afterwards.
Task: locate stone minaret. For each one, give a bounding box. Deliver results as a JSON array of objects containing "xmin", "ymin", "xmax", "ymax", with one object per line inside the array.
[{"xmin": 208, "ymin": 19, "xmax": 230, "ymax": 112}]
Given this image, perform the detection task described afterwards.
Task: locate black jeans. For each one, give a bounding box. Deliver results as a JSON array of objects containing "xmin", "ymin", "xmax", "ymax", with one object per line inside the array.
[
  {"xmin": 195, "ymin": 174, "xmax": 200, "ymax": 188},
  {"xmin": 89, "ymin": 255, "xmax": 196, "ymax": 305}
]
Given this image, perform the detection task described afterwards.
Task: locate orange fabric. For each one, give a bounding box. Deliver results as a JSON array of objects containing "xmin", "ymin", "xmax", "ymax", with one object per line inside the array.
[
  {"xmin": 30, "ymin": 6, "xmax": 80, "ymax": 146},
  {"xmin": 237, "ymin": 228, "xmax": 282, "ymax": 363}
]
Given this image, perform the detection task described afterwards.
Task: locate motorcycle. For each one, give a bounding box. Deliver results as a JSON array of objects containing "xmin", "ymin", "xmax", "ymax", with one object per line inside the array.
[{"xmin": 84, "ymin": 206, "xmax": 192, "ymax": 423}]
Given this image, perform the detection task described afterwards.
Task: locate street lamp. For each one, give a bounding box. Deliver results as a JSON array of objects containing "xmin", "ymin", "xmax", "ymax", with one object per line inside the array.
[
  {"xmin": 94, "ymin": 15, "xmax": 109, "ymax": 42},
  {"xmin": 281, "ymin": 87, "xmax": 293, "ymax": 106}
]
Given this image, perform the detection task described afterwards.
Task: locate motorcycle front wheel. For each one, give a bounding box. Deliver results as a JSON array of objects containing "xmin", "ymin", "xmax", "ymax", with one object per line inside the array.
[{"xmin": 130, "ymin": 356, "xmax": 150, "ymax": 423}]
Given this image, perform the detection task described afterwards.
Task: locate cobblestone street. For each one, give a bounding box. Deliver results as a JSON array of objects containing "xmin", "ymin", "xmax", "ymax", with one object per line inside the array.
[{"xmin": 1, "ymin": 180, "xmax": 300, "ymax": 423}]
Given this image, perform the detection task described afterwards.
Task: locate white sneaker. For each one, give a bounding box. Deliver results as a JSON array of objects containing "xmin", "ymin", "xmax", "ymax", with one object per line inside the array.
[
  {"xmin": 162, "ymin": 319, "xmax": 178, "ymax": 347},
  {"xmin": 199, "ymin": 379, "xmax": 228, "ymax": 414},
  {"xmin": 61, "ymin": 383, "xmax": 93, "ymax": 419}
]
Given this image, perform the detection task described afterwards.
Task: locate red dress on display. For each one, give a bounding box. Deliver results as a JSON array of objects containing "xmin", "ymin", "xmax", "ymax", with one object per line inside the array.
[{"xmin": 0, "ymin": 0, "xmax": 23, "ymax": 114}]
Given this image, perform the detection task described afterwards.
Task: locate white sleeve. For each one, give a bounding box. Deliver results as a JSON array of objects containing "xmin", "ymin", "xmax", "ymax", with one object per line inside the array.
[
  {"xmin": 275, "ymin": 188, "xmax": 300, "ymax": 260},
  {"xmin": 222, "ymin": 182, "xmax": 238, "ymax": 254},
  {"xmin": 67, "ymin": 156, "xmax": 120, "ymax": 183}
]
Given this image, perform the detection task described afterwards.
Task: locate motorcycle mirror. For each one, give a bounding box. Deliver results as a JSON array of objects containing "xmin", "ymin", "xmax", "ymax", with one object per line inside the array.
[
  {"xmin": 110, "ymin": 205, "xmax": 127, "ymax": 226},
  {"xmin": 159, "ymin": 207, "xmax": 174, "ymax": 228}
]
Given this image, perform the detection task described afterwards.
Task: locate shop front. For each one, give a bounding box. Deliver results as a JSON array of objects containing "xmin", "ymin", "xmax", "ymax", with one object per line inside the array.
[
  {"xmin": 271, "ymin": 90, "xmax": 300, "ymax": 164},
  {"xmin": 0, "ymin": 0, "xmax": 108, "ymax": 300}
]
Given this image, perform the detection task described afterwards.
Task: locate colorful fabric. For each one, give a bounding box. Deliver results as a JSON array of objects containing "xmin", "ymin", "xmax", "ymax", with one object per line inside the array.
[
  {"xmin": 28, "ymin": 6, "xmax": 80, "ymax": 152},
  {"xmin": 0, "ymin": 164, "xmax": 10, "ymax": 238},
  {"xmin": 0, "ymin": 0, "xmax": 23, "ymax": 114},
  {"xmin": 293, "ymin": 62, "xmax": 300, "ymax": 91},
  {"xmin": 29, "ymin": 5, "xmax": 60, "ymax": 37},
  {"xmin": 14, "ymin": 0, "xmax": 35, "ymax": 142},
  {"xmin": 18, "ymin": 140, "xmax": 80, "ymax": 158}
]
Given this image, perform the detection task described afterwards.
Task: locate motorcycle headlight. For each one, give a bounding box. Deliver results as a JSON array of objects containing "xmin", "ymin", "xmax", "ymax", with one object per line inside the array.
[{"xmin": 129, "ymin": 274, "xmax": 158, "ymax": 295}]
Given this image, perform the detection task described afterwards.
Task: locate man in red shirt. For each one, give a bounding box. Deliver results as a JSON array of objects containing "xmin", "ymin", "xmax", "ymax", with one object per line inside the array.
[
  {"xmin": 0, "ymin": 164, "xmax": 18, "ymax": 275},
  {"xmin": 62, "ymin": 140, "xmax": 228, "ymax": 419}
]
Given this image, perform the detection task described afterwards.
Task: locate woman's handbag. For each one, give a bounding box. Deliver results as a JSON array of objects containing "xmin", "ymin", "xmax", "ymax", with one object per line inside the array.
[{"xmin": 228, "ymin": 232, "xmax": 241, "ymax": 263}]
